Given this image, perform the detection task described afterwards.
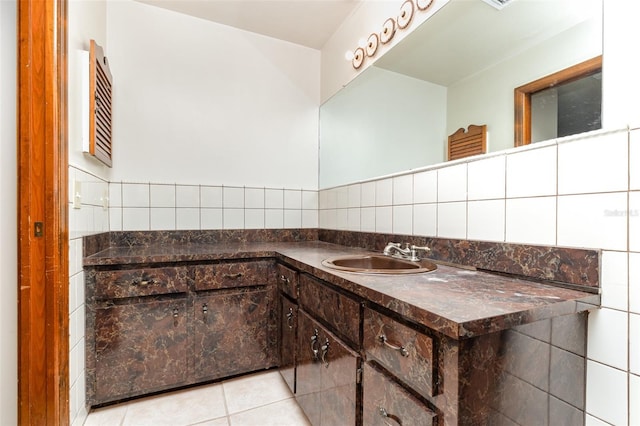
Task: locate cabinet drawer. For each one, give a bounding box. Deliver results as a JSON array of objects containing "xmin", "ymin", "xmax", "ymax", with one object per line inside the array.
[
  {"xmin": 276, "ymin": 263, "xmax": 298, "ymax": 299},
  {"xmin": 299, "ymin": 274, "xmax": 360, "ymax": 348},
  {"xmin": 363, "ymin": 307, "xmax": 436, "ymax": 398},
  {"xmin": 363, "ymin": 364, "xmax": 436, "ymax": 426},
  {"xmin": 95, "ymin": 266, "xmax": 189, "ymax": 299},
  {"xmin": 192, "ymin": 260, "xmax": 274, "ymax": 291}
]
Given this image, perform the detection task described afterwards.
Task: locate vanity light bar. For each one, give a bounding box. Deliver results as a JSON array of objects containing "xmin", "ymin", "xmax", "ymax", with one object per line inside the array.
[{"xmin": 347, "ymin": 0, "xmax": 434, "ymax": 70}]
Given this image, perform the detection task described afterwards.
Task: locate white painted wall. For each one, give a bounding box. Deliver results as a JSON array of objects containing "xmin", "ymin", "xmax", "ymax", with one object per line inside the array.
[
  {"xmin": 0, "ymin": 1, "xmax": 18, "ymax": 425},
  {"xmin": 319, "ymin": 66, "xmax": 447, "ymax": 188},
  {"xmin": 447, "ymin": 16, "xmax": 602, "ymax": 153},
  {"xmin": 105, "ymin": 0, "xmax": 320, "ymax": 189}
]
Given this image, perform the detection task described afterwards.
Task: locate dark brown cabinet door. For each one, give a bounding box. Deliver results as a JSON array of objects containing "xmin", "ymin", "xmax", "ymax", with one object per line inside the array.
[
  {"xmin": 94, "ymin": 298, "xmax": 188, "ymax": 403},
  {"xmin": 296, "ymin": 310, "xmax": 359, "ymax": 426},
  {"xmin": 363, "ymin": 364, "xmax": 436, "ymax": 426},
  {"xmin": 280, "ymin": 295, "xmax": 297, "ymax": 394},
  {"xmin": 193, "ymin": 289, "xmax": 278, "ymax": 381}
]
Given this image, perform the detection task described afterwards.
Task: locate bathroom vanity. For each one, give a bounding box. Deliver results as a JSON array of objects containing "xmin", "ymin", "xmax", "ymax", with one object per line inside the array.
[{"xmin": 84, "ymin": 230, "xmax": 599, "ymax": 425}]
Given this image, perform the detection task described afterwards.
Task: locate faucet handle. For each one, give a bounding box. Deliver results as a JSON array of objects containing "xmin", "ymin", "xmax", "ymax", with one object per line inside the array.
[{"xmin": 409, "ymin": 245, "xmax": 430, "ymax": 260}]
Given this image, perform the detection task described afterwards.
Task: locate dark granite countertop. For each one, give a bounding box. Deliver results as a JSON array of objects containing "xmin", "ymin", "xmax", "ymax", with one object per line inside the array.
[{"xmin": 84, "ymin": 241, "xmax": 600, "ymax": 340}]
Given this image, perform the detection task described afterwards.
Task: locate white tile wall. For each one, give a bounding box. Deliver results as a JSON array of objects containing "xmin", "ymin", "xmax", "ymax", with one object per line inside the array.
[
  {"xmin": 68, "ymin": 166, "xmax": 109, "ymax": 426},
  {"xmin": 630, "ymin": 191, "xmax": 640, "ymax": 252},
  {"xmin": 558, "ymin": 130, "xmax": 628, "ymax": 195},
  {"xmin": 505, "ymin": 197, "xmax": 556, "ymax": 245},
  {"xmin": 631, "ymin": 374, "xmax": 640, "ymax": 426},
  {"xmin": 375, "ymin": 206, "xmax": 393, "ymax": 233},
  {"xmin": 317, "ymin": 129, "xmax": 636, "ymax": 425},
  {"xmin": 437, "ymin": 163, "xmax": 467, "ymax": 202},
  {"xmin": 122, "ymin": 183, "xmax": 150, "ymax": 208},
  {"xmin": 245, "ymin": 188, "xmax": 265, "ymax": 209},
  {"xmin": 224, "ymin": 187, "xmax": 245, "ymax": 208},
  {"xmin": 630, "ymin": 314, "xmax": 640, "ymax": 376},
  {"xmin": 150, "ymin": 184, "xmax": 175, "ymax": 208},
  {"xmin": 392, "ymin": 205, "xmax": 412, "ymax": 235},
  {"xmin": 631, "ymin": 129, "xmax": 640, "ymax": 190},
  {"xmin": 557, "ymin": 193, "xmax": 628, "ymax": 251},
  {"xmin": 201, "ymin": 186, "xmax": 223, "ymax": 208},
  {"xmin": 587, "ymin": 308, "xmax": 628, "ymax": 370},
  {"xmin": 376, "ymin": 179, "xmax": 393, "ymax": 206},
  {"xmin": 361, "ymin": 181, "xmax": 376, "ymax": 207},
  {"xmin": 347, "ymin": 184, "xmax": 361, "ymax": 208},
  {"xmin": 506, "ymin": 145, "xmax": 557, "ymax": 198},
  {"xmin": 413, "ymin": 204, "xmax": 437, "ymax": 237},
  {"xmin": 467, "ymin": 155, "xmax": 505, "ymax": 201},
  {"xmin": 437, "ymin": 202, "xmax": 466, "ymax": 239},
  {"xmin": 413, "ymin": 170, "xmax": 438, "ymax": 204},
  {"xmin": 393, "ymin": 175, "xmax": 413, "ymax": 205},
  {"xmin": 266, "ymin": 189, "xmax": 284, "ymax": 209},
  {"xmin": 630, "ymin": 252, "xmax": 640, "ymax": 314},
  {"xmin": 176, "ymin": 185, "xmax": 200, "ymax": 208},
  {"xmin": 111, "ymin": 183, "xmax": 318, "ymax": 232},
  {"xmin": 284, "ymin": 190, "xmax": 302, "ymax": 209},
  {"xmin": 467, "ymin": 199, "xmax": 505, "ymax": 242},
  {"xmin": 586, "ymin": 360, "xmax": 628, "ymax": 426},
  {"xmin": 599, "ymin": 251, "xmax": 628, "ymax": 311}
]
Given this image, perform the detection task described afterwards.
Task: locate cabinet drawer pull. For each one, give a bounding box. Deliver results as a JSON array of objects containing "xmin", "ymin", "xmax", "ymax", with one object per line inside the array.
[
  {"xmin": 132, "ymin": 278, "xmax": 156, "ymax": 286},
  {"xmin": 320, "ymin": 338, "xmax": 330, "ymax": 368},
  {"xmin": 223, "ymin": 273, "xmax": 244, "ymax": 279},
  {"xmin": 310, "ymin": 329, "xmax": 319, "ymax": 360},
  {"xmin": 172, "ymin": 307, "xmax": 180, "ymax": 327},
  {"xmin": 379, "ymin": 334, "xmax": 409, "ymax": 357},
  {"xmin": 280, "ymin": 274, "xmax": 290, "ymax": 283},
  {"xmin": 378, "ymin": 407, "xmax": 402, "ymax": 425},
  {"xmin": 286, "ymin": 307, "xmax": 294, "ymax": 329}
]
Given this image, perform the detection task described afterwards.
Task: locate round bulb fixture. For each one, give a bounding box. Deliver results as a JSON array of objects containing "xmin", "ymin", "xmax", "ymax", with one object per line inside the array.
[
  {"xmin": 352, "ymin": 47, "xmax": 365, "ymax": 69},
  {"xmin": 344, "ymin": 50, "xmax": 355, "ymax": 61},
  {"xmin": 397, "ymin": 0, "xmax": 415, "ymax": 29},
  {"xmin": 416, "ymin": 0, "xmax": 434, "ymax": 11},
  {"xmin": 366, "ymin": 33, "xmax": 379, "ymax": 57},
  {"xmin": 380, "ymin": 18, "xmax": 396, "ymax": 44}
]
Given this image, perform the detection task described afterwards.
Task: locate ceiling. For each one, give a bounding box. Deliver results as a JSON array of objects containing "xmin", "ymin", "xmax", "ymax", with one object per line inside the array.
[{"xmin": 134, "ymin": 0, "xmax": 362, "ymax": 49}]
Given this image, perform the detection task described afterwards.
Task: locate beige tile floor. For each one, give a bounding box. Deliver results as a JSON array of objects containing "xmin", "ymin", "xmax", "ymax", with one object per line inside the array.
[{"xmin": 84, "ymin": 370, "xmax": 311, "ymax": 426}]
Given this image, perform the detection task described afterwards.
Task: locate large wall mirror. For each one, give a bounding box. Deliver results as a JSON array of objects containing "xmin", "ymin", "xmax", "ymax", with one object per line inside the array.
[{"xmin": 319, "ymin": 0, "xmax": 603, "ymax": 189}]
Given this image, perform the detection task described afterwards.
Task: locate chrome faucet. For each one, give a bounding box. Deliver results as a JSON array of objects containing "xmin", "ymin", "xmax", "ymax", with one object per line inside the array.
[{"xmin": 383, "ymin": 242, "xmax": 430, "ymax": 261}]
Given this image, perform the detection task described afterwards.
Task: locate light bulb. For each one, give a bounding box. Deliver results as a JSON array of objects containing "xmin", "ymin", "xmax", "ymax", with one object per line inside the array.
[
  {"xmin": 344, "ymin": 50, "xmax": 355, "ymax": 61},
  {"xmin": 357, "ymin": 38, "xmax": 367, "ymax": 48}
]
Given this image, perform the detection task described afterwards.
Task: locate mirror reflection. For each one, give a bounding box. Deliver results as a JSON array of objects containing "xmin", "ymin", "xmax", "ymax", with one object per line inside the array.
[{"xmin": 319, "ymin": 0, "xmax": 603, "ymax": 189}]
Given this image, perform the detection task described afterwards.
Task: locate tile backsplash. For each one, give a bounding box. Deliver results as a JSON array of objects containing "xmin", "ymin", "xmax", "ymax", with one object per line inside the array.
[{"xmin": 109, "ymin": 183, "xmax": 319, "ymax": 232}]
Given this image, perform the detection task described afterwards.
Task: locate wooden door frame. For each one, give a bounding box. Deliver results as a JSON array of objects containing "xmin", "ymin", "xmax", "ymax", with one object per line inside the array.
[
  {"xmin": 17, "ymin": 0, "xmax": 69, "ymax": 424},
  {"xmin": 514, "ymin": 55, "xmax": 603, "ymax": 146}
]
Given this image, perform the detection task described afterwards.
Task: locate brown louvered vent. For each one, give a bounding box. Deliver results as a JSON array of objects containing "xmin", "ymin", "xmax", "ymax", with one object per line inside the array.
[
  {"xmin": 447, "ymin": 124, "xmax": 487, "ymax": 161},
  {"xmin": 88, "ymin": 40, "xmax": 113, "ymax": 167}
]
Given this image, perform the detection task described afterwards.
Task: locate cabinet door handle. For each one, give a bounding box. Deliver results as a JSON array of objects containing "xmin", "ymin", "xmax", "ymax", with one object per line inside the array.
[
  {"xmin": 379, "ymin": 334, "xmax": 409, "ymax": 357},
  {"xmin": 286, "ymin": 307, "xmax": 294, "ymax": 329},
  {"xmin": 223, "ymin": 272, "xmax": 243, "ymax": 279},
  {"xmin": 280, "ymin": 274, "xmax": 290, "ymax": 283},
  {"xmin": 132, "ymin": 278, "xmax": 156, "ymax": 286},
  {"xmin": 320, "ymin": 338, "xmax": 330, "ymax": 368},
  {"xmin": 202, "ymin": 303, "xmax": 208, "ymax": 323},
  {"xmin": 310, "ymin": 329, "xmax": 319, "ymax": 360},
  {"xmin": 172, "ymin": 307, "xmax": 179, "ymax": 327},
  {"xmin": 378, "ymin": 407, "xmax": 402, "ymax": 425}
]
